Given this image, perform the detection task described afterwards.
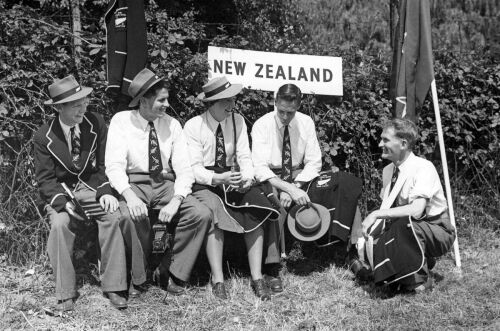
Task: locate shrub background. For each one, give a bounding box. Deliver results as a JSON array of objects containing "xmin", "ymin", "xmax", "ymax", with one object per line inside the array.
[{"xmin": 0, "ymin": 0, "xmax": 498, "ymax": 264}]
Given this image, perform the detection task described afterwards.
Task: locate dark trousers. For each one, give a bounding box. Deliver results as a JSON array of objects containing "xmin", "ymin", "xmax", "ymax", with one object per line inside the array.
[
  {"xmin": 122, "ymin": 175, "xmax": 211, "ymax": 282},
  {"xmin": 46, "ymin": 185, "xmax": 129, "ymax": 300},
  {"xmin": 398, "ymin": 219, "xmax": 456, "ymax": 288}
]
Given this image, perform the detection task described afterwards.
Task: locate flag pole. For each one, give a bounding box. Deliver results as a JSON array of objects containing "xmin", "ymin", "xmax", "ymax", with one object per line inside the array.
[{"xmin": 430, "ymin": 80, "xmax": 462, "ymax": 268}]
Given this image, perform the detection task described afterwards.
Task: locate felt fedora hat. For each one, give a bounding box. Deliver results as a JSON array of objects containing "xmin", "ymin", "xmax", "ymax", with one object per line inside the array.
[
  {"xmin": 287, "ymin": 203, "xmax": 331, "ymax": 242},
  {"xmin": 128, "ymin": 68, "xmax": 164, "ymax": 107},
  {"xmin": 44, "ymin": 75, "xmax": 93, "ymax": 105},
  {"xmin": 197, "ymin": 76, "xmax": 243, "ymax": 102}
]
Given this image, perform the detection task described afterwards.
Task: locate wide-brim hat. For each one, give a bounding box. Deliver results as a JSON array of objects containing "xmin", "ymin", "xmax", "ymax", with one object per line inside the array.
[
  {"xmin": 287, "ymin": 203, "xmax": 331, "ymax": 242},
  {"xmin": 128, "ymin": 68, "xmax": 164, "ymax": 107},
  {"xmin": 197, "ymin": 76, "xmax": 243, "ymax": 102},
  {"xmin": 44, "ymin": 75, "xmax": 93, "ymax": 105}
]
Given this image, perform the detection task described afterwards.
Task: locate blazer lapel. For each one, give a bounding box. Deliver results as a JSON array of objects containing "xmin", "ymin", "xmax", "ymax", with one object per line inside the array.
[
  {"xmin": 78, "ymin": 115, "xmax": 97, "ymax": 174},
  {"xmin": 46, "ymin": 118, "xmax": 78, "ymax": 175},
  {"xmin": 380, "ymin": 166, "xmax": 408, "ymax": 209}
]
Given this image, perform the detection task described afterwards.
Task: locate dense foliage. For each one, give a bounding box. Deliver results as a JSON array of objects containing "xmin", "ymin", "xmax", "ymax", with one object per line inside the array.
[{"xmin": 0, "ymin": 0, "xmax": 498, "ymax": 263}]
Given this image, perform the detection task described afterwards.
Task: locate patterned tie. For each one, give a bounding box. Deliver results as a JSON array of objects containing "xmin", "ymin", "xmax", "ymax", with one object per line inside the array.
[
  {"xmin": 281, "ymin": 125, "xmax": 292, "ymax": 182},
  {"xmin": 148, "ymin": 121, "xmax": 163, "ymax": 176},
  {"xmin": 70, "ymin": 126, "xmax": 82, "ymax": 170},
  {"xmin": 390, "ymin": 166, "xmax": 400, "ymax": 207},
  {"xmin": 215, "ymin": 123, "xmax": 226, "ymax": 168}
]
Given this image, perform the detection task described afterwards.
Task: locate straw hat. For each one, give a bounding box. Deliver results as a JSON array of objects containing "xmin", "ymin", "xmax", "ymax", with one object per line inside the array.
[
  {"xmin": 128, "ymin": 68, "xmax": 164, "ymax": 107},
  {"xmin": 287, "ymin": 203, "xmax": 331, "ymax": 242},
  {"xmin": 44, "ymin": 75, "xmax": 92, "ymax": 105},
  {"xmin": 197, "ymin": 76, "xmax": 243, "ymax": 102}
]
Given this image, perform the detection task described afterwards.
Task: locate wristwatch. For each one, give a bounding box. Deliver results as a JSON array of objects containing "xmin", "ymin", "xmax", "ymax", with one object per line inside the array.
[
  {"xmin": 293, "ymin": 181, "xmax": 302, "ymax": 189},
  {"xmin": 172, "ymin": 195, "xmax": 185, "ymax": 203}
]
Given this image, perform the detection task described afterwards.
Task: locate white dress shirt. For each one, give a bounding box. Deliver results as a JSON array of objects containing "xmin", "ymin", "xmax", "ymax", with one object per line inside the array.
[
  {"xmin": 184, "ymin": 111, "xmax": 254, "ymax": 185},
  {"xmin": 105, "ymin": 110, "xmax": 194, "ymax": 197},
  {"xmin": 251, "ymin": 110, "xmax": 322, "ymax": 183},
  {"xmin": 380, "ymin": 152, "xmax": 448, "ymax": 217},
  {"xmin": 58, "ymin": 117, "xmax": 80, "ymax": 152}
]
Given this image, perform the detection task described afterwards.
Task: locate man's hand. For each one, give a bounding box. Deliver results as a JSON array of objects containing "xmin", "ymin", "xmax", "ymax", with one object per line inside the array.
[
  {"xmin": 361, "ymin": 212, "xmax": 378, "ymax": 237},
  {"xmin": 158, "ymin": 198, "xmax": 181, "ymax": 223},
  {"xmin": 236, "ymin": 177, "xmax": 253, "ymax": 193},
  {"xmin": 228, "ymin": 171, "xmax": 242, "ymax": 188},
  {"xmin": 99, "ymin": 194, "xmax": 119, "ymax": 213},
  {"xmin": 288, "ymin": 186, "xmax": 311, "ymax": 206},
  {"xmin": 123, "ymin": 190, "xmax": 148, "ymax": 222},
  {"xmin": 64, "ymin": 201, "xmax": 85, "ymax": 221},
  {"xmin": 280, "ymin": 191, "xmax": 293, "ymax": 209}
]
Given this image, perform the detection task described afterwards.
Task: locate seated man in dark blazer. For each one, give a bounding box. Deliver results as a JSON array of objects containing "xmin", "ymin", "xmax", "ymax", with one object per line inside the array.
[{"xmin": 34, "ymin": 75, "xmax": 132, "ymax": 311}]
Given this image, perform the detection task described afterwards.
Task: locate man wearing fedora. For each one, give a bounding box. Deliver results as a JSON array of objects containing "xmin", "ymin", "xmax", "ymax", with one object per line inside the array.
[
  {"xmin": 34, "ymin": 75, "xmax": 132, "ymax": 311},
  {"xmin": 251, "ymin": 83, "xmax": 362, "ymax": 287},
  {"xmin": 357, "ymin": 118, "xmax": 455, "ymax": 293},
  {"xmin": 184, "ymin": 76, "xmax": 281, "ymax": 300},
  {"xmin": 105, "ymin": 68, "xmax": 211, "ymax": 297}
]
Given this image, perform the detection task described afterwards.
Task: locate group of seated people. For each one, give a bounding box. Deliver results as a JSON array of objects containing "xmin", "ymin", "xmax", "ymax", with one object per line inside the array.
[{"xmin": 34, "ymin": 68, "xmax": 456, "ymax": 312}]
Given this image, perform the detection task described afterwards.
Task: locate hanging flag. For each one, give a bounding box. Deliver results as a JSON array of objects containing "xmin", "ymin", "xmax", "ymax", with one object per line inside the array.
[
  {"xmin": 104, "ymin": 0, "xmax": 148, "ymax": 96},
  {"xmin": 389, "ymin": 0, "xmax": 434, "ymax": 122}
]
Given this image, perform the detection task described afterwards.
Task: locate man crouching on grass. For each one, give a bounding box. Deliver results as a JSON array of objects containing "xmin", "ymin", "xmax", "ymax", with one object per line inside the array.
[
  {"xmin": 34, "ymin": 75, "xmax": 132, "ymax": 312},
  {"xmin": 354, "ymin": 118, "xmax": 456, "ymax": 293}
]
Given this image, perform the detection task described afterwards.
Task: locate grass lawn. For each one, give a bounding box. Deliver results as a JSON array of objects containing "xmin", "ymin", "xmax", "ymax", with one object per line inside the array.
[{"xmin": 1, "ymin": 224, "xmax": 499, "ymax": 330}]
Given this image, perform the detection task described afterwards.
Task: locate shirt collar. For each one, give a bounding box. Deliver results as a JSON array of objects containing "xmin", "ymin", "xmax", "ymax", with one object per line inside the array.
[
  {"xmin": 133, "ymin": 109, "xmax": 157, "ymax": 132},
  {"xmin": 58, "ymin": 116, "xmax": 79, "ymax": 138},
  {"xmin": 397, "ymin": 152, "xmax": 416, "ymax": 174},
  {"xmin": 205, "ymin": 110, "xmax": 228, "ymax": 131},
  {"xmin": 274, "ymin": 110, "xmax": 297, "ymax": 130}
]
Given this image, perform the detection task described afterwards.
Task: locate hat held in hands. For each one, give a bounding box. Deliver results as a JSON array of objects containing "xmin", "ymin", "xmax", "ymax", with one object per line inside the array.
[{"xmin": 287, "ymin": 203, "xmax": 330, "ymax": 242}]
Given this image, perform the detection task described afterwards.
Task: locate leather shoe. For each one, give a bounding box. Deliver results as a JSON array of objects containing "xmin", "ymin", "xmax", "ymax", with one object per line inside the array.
[
  {"xmin": 166, "ymin": 280, "xmax": 187, "ymax": 296},
  {"xmin": 264, "ymin": 274, "xmax": 283, "ymax": 293},
  {"xmin": 129, "ymin": 283, "xmax": 147, "ymax": 298},
  {"xmin": 348, "ymin": 257, "xmax": 373, "ymax": 282},
  {"xmin": 212, "ymin": 282, "xmax": 228, "ymax": 300},
  {"xmin": 410, "ymin": 277, "xmax": 433, "ymax": 294},
  {"xmin": 251, "ymin": 279, "xmax": 271, "ymax": 301},
  {"xmin": 106, "ymin": 292, "xmax": 128, "ymax": 309},
  {"xmin": 54, "ymin": 298, "xmax": 74, "ymax": 312}
]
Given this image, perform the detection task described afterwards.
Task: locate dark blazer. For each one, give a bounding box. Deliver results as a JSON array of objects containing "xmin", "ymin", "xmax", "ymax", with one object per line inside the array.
[
  {"xmin": 105, "ymin": 0, "xmax": 147, "ymax": 95},
  {"xmin": 33, "ymin": 112, "xmax": 114, "ymax": 213},
  {"xmin": 306, "ymin": 170, "xmax": 362, "ymax": 242}
]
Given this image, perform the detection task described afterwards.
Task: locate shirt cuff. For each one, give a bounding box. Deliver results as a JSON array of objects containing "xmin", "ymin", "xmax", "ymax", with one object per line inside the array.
[
  {"xmin": 294, "ymin": 171, "xmax": 319, "ymax": 183},
  {"xmin": 255, "ymin": 167, "xmax": 277, "ymax": 183}
]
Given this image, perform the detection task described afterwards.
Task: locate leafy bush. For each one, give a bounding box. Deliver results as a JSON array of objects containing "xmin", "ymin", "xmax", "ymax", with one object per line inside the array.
[{"xmin": 0, "ymin": 0, "xmax": 498, "ymax": 264}]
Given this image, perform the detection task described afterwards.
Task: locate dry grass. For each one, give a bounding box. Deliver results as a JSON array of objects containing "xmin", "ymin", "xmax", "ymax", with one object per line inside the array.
[{"xmin": 1, "ymin": 222, "xmax": 499, "ymax": 331}]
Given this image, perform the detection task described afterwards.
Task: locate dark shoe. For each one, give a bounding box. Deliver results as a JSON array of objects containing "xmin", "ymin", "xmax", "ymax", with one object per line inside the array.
[
  {"xmin": 348, "ymin": 257, "xmax": 373, "ymax": 281},
  {"xmin": 54, "ymin": 298, "xmax": 75, "ymax": 312},
  {"xmin": 166, "ymin": 280, "xmax": 187, "ymax": 296},
  {"xmin": 212, "ymin": 282, "xmax": 228, "ymax": 300},
  {"xmin": 106, "ymin": 292, "xmax": 128, "ymax": 309},
  {"xmin": 264, "ymin": 274, "xmax": 283, "ymax": 293},
  {"xmin": 347, "ymin": 246, "xmax": 373, "ymax": 282},
  {"xmin": 129, "ymin": 283, "xmax": 147, "ymax": 299},
  {"xmin": 251, "ymin": 279, "xmax": 271, "ymax": 301}
]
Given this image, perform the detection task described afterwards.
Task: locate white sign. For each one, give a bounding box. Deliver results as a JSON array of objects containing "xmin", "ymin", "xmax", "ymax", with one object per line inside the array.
[{"xmin": 208, "ymin": 46, "xmax": 343, "ymax": 96}]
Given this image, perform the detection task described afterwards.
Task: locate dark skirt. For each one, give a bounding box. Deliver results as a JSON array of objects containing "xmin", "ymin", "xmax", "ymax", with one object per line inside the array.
[{"xmin": 193, "ymin": 182, "xmax": 280, "ymax": 233}]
